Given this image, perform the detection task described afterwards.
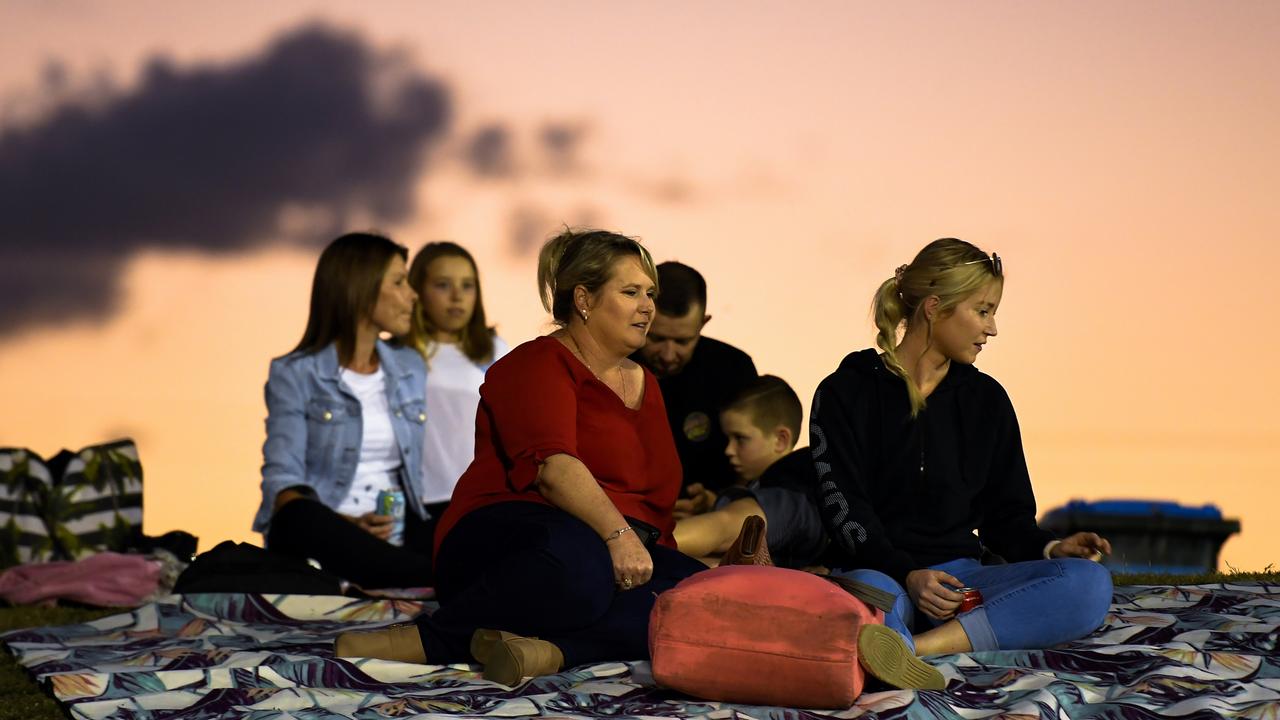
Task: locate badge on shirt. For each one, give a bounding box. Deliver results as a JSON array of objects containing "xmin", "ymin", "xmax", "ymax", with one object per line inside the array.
[{"xmin": 683, "ymin": 411, "xmax": 711, "ymax": 442}]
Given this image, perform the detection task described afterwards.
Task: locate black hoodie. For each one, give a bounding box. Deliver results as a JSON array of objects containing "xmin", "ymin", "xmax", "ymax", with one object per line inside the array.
[{"xmin": 810, "ymin": 349, "xmax": 1055, "ymax": 585}]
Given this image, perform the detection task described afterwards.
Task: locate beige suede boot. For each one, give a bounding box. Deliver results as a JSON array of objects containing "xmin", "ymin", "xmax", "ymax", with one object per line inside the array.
[
  {"xmin": 470, "ymin": 628, "xmax": 564, "ymax": 686},
  {"xmin": 469, "ymin": 628, "xmax": 519, "ymax": 663},
  {"xmin": 334, "ymin": 623, "xmax": 427, "ymax": 664}
]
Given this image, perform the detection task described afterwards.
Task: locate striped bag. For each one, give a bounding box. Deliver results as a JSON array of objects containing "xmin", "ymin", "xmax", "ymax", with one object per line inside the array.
[
  {"xmin": 0, "ymin": 448, "xmax": 56, "ymax": 567},
  {"xmin": 0, "ymin": 439, "xmax": 144, "ymax": 569}
]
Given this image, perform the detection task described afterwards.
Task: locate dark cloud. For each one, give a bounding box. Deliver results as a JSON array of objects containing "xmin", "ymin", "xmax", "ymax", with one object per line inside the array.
[
  {"xmin": 0, "ymin": 23, "xmax": 451, "ymax": 335},
  {"xmin": 459, "ymin": 121, "xmax": 587, "ymax": 179},
  {"xmin": 464, "ymin": 124, "xmax": 513, "ymax": 177},
  {"xmin": 40, "ymin": 61, "xmax": 69, "ymax": 94},
  {"xmin": 507, "ymin": 205, "xmax": 551, "ymax": 257},
  {"xmin": 506, "ymin": 204, "xmax": 603, "ymax": 257},
  {"xmin": 539, "ymin": 122, "xmax": 587, "ymax": 174}
]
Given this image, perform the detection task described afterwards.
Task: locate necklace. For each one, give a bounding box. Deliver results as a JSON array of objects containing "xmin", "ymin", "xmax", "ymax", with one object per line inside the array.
[{"xmin": 566, "ymin": 332, "xmax": 628, "ymax": 403}]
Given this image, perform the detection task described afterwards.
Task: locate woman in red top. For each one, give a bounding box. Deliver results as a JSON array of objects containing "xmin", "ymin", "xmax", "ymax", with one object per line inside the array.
[{"xmin": 336, "ymin": 229, "xmax": 705, "ymax": 684}]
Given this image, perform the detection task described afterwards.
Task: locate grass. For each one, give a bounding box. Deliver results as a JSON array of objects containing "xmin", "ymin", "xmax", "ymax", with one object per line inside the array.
[
  {"xmin": 1, "ymin": 569, "xmax": 1277, "ymax": 719},
  {"xmin": 1113, "ymin": 569, "xmax": 1280, "ymax": 586},
  {"xmin": 1, "ymin": 605, "xmax": 119, "ymax": 720}
]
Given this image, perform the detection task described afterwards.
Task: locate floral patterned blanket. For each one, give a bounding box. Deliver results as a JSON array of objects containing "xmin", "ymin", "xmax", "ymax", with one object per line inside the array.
[{"xmin": 3, "ymin": 583, "xmax": 1278, "ymax": 719}]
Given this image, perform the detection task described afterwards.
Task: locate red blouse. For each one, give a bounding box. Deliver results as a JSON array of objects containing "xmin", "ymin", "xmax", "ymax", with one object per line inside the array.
[{"xmin": 433, "ymin": 335, "xmax": 682, "ymax": 555}]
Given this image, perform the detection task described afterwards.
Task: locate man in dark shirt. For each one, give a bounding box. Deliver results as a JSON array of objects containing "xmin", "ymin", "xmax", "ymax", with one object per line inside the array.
[{"xmin": 634, "ymin": 262, "xmax": 757, "ymax": 512}]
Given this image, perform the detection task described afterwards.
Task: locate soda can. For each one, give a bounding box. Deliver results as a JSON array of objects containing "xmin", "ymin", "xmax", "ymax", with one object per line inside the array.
[
  {"xmin": 956, "ymin": 586, "xmax": 984, "ymax": 613},
  {"xmin": 376, "ymin": 489, "xmax": 406, "ymax": 547}
]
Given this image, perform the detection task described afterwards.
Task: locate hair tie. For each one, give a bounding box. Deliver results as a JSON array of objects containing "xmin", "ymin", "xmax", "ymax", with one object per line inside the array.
[{"xmin": 893, "ymin": 264, "xmax": 909, "ymax": 301}]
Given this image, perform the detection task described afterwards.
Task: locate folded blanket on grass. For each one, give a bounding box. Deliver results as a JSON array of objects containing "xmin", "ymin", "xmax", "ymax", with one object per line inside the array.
[{"xmin": 2, "ymin": 584, "xmax": 1278, "ymax": 719}]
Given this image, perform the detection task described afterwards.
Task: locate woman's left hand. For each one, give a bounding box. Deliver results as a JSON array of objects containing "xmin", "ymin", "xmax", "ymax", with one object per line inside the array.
[
  {"xmin": 1052, "ymin": 532, "xmax": 1112, "ymax": 561},
  {"xmin": 608, "ymin": 531, "xmax": 653, "ymax": 590},
  {"xmin": 346, "ymin": 512, "xmax": 395, "ymax": 541}
]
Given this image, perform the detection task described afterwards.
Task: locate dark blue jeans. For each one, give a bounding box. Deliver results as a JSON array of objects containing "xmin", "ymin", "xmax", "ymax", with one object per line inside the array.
[
  {"xmin": 415, "ymin": 501, "xmax": 706, "ymax": 667},
  {"xmin": 833, "ymin": 557, "xmax": 1113, "ymax": 652}
]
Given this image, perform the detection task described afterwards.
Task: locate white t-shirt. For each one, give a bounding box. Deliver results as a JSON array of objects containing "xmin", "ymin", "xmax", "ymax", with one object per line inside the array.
[
  {"xmin": 419, "ymin": 336, "xmax": 510, "ymax": 503},
  {"xmin": 335, "ymin": 366, "xmax": 403, "ymax": 516}
]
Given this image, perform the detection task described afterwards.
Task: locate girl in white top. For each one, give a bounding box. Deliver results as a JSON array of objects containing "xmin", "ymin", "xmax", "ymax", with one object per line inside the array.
[{"xmin": 404, "ymin": 242, "xmax": 510, "ymax": 520}]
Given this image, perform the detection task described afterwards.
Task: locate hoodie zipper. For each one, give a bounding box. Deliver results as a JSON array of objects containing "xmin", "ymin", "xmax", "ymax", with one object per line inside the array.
[{"xmin": 919, "ymin": 417, "xmax": 926, "ymax": 479}]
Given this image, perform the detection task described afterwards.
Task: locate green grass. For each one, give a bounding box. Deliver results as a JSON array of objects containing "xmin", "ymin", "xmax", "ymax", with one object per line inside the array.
[
  {"xmin": 1, "ymin": 606, "xmax": 119, "ymax": 720},
  {"xmin": 1112, "ymin": 568, "xmax": 1280, "ymax": 586},
  {"xmin": 1, "ymin": 568, "xmax": 1277, "ymax": 719}
]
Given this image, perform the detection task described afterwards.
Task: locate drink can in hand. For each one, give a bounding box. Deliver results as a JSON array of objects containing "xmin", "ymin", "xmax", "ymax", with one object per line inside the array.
[
  {"xmin": 376, "ymin": 489, "xmax": 406, "ymax": 547},
  {"xmin": 957, "ymin": 587, "xmax": 984, "ymax": 613}
]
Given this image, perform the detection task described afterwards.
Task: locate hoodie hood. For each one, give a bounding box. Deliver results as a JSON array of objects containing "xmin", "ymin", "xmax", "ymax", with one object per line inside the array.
[{"xmin": 838, "ymin": 348, "xmax": 980, "ymax": 396}]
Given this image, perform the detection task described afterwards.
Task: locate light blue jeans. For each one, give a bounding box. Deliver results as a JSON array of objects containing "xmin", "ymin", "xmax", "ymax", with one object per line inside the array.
[{"xmin": 833, "ymin": 557, "xmax": 1112, "ymax": 652}]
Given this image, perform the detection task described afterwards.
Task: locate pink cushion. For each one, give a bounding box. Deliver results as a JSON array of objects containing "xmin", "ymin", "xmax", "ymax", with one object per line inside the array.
[{"xmin": 649, "ymin": 565, "xmax": 882, "ymax": 708}]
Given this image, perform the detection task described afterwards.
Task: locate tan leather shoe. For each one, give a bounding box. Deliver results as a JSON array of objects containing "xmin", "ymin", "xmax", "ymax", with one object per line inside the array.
[
  {"xmin": 719, "ymin": 515, "xmax": 773, "ymax": 567},
  {"xmin": 471, "ymin": 628, "xmax": 564, "ymax": 686},
  {"xmin": 856, "ymin": 623, "xmax": 945, "ymax": 690},
  {"xmin": 334, "ymin": 623, "xmax": 426, "ymax": 664}
]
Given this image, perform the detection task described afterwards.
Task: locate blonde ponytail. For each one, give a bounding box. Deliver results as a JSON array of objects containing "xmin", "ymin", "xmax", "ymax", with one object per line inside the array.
[
  {"xmin": 873, "ymin": 238, "xmax": 1003, "ymax": 417},
  {"xmin": 537, "ymin": 231, "xmax": 574, "ymax": 316},
  {"xmin": 872, "ymin": 275, "xmax": 926, "ymax": 415}
]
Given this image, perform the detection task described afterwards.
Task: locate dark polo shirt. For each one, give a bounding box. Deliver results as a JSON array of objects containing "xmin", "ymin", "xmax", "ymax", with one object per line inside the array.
[{"xmin": 637, "ymin": 337, "xmax": 757, "ymax": 492}]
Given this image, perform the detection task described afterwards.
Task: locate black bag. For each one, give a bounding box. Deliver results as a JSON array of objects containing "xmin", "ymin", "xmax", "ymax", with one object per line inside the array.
[
  {"xmin": 623, "ymin": 515, "xmax": 661, "ymax": 549},
  {"xmin": 173, "ymin": 541, "xmax": 345, "ymax": 595}
]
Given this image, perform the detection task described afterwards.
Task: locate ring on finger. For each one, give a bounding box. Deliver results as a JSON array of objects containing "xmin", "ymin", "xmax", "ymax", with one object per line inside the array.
[{"xmin": 621, "ymin": 576, "xmax": 633, "ymax": 589}]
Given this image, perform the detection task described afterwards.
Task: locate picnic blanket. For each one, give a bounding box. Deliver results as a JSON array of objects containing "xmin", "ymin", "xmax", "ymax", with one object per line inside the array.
[{"xmin": 3, "ymin": 583, "xmax": 1278, "ymax": 719}]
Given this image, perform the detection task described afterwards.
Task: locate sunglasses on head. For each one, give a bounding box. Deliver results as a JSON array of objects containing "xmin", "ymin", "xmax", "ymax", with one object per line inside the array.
[{"xmin": 958, "ymin": 252, "xmax": 1002, "ymax": 276}]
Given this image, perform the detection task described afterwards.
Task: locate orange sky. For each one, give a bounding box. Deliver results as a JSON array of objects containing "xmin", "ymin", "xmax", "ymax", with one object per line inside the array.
[{"xmin": 1, "ymin": 1, "xmax": 1277, "ymax": 571}]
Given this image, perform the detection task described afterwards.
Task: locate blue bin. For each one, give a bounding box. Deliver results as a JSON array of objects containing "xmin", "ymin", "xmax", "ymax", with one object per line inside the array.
[{"xmin": 1040, "ymin": 499, "xmax": 1241, "ymax": 574}]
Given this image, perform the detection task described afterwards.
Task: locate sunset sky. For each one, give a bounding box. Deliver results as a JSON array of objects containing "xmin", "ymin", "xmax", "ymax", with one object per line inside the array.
[{"xmin": 1, "ymin": 1, "xmax": 1277, "ymax": 571}]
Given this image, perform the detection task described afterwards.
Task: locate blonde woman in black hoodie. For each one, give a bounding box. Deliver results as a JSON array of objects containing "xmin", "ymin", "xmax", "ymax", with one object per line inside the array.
[{"xmin": 812, "ymin": 238, "xmax": 1113, "ymax": 690}]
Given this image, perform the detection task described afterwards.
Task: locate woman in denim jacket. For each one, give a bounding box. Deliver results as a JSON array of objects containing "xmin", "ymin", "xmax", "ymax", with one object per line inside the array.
[{"xmin": 252, "ymin": 232, "xmax": 433, "ymax": 588}]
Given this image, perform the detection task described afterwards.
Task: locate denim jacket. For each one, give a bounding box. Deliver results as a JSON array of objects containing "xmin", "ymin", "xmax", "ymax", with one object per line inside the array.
[{"xmin": 253, "ymin": 341, "xmax": 428, "ymax": 534}]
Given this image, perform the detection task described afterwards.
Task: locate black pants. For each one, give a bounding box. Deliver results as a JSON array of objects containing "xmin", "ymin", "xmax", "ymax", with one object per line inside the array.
[
  {"xmin": 266, "ymin": 499, "xmax": 434, "ymax": 589},
  {"xmin": 415, "ymin": 501, "xmax": 705, "ymax": 667}
]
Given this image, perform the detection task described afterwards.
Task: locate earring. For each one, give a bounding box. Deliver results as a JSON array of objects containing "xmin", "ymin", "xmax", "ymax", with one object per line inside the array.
[{"xmin": 579, "ymin": 308, "xmax": 589, "ymax": 323}]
